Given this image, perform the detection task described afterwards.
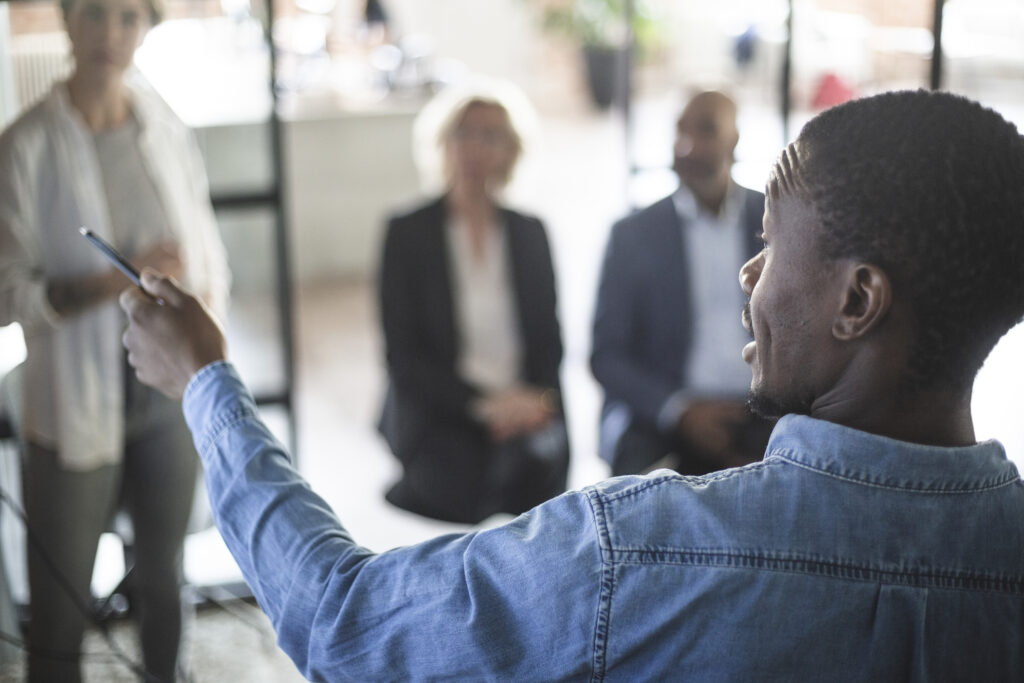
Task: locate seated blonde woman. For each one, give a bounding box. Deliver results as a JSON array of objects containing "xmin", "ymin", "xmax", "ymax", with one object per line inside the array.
[{"xmin": 377, "ymin": 82, "xmax": 569, "ymax": 524}]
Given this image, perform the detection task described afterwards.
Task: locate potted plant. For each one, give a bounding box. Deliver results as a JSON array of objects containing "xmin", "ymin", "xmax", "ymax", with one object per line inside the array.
[{"xmin": 536, "ymin": 0, "xmax": 662, "ymax": 109}]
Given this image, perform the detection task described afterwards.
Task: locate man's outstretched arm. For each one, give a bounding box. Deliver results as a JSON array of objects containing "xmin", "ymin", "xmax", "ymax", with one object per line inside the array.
[{"xmin": 119, "ymin": 272, "xmax": 604, "ymax": 681}]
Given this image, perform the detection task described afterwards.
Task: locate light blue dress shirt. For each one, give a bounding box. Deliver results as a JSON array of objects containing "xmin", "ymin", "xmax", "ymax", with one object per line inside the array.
[
  {"xmin": 671, "ymin": 182, "xmax": 752, "ymax": 396},
  {"xmin": 185, "ymin": 361, "xmax": 1024, "ymax": 682},
  {"xmin": 657, "ymin": 183, "xmax": 755, "ymax": 431}
]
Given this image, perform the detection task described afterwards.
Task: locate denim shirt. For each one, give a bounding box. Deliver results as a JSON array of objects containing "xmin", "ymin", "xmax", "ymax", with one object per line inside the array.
[{"xmin": 184, "ymin": 362, "xmax": 1024, "ymax": 682}]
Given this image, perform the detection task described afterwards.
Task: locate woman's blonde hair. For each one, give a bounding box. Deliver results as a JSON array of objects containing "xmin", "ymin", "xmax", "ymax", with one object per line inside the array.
[{"xmin": 412, "ymin": 78, "xmax": 538, "ymax": 193}]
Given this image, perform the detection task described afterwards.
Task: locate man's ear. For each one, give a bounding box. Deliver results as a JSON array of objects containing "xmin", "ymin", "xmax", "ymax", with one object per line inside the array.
[{"xmin": 833, "ymin": 263, "xmax": 892, "ymax": 340}]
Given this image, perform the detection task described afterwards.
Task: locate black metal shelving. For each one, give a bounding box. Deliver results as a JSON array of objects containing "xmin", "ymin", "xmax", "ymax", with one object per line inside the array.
[{"xmin": 208, "ymin": 0, "xmax": 297, "ymax": 458}]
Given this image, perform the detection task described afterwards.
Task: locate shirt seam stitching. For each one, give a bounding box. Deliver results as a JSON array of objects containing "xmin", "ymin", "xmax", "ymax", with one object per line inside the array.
[
  {"xmin": 599, "ymin": 461, "xmax": 777, "ymax": 504},
  {"xmin": 586, "ymin": 489, "xmax": 613, "ymax": 683},
  {"xmin": 773, "ymin": 453, "xmax": 1020, "ymax": 493},
  {"xmin": 607, "ymin": 548, "xmax": 1024, "ymax": 594},
  {"xmin": 197, "ymin": 405, "xmax": 256, "ymax": 456}
]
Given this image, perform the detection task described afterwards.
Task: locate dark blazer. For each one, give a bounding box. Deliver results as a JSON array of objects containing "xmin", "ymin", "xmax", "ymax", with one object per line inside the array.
[
  {"xmin": 378, "ymin": 196, "xmax": 565, "ymax": 461},
  {"xmin": 590, "ymin": 188, "xmax": 764, "ymax": 462}
]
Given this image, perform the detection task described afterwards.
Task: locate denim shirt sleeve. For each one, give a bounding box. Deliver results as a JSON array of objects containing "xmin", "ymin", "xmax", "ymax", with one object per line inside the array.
[{"xmin": 183, "ymin": 362, "xmax": 605, "ymax": 681}]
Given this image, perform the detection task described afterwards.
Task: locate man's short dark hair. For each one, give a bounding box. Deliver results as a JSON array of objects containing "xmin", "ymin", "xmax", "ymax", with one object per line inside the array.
[{"xmin": 771, "ymin": 90, "xmax": 1024, "ymax": 394}]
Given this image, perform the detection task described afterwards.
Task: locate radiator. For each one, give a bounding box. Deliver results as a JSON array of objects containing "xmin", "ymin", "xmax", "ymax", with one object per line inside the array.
[{"xmin": 10, "ymin": 32, "xmax": 71, "ymax": 113}]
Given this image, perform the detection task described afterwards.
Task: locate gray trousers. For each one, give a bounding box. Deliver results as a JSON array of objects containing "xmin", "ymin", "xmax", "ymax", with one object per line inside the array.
[{"xmin": 22, "ymin": 374, "xmax": 198, "ymax": 683}]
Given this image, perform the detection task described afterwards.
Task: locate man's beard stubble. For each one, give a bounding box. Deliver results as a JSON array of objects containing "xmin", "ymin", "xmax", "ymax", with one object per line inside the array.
[{"xmin": 742, "ymin": 303, "xmax": 812, "ymax": 420}]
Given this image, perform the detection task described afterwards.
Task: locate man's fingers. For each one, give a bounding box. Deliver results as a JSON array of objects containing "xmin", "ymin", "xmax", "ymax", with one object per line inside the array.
[
  {"xmin": 140, "ymin": 268, "xmax": 186, "ymax": 307},
  {"xmin": 706, "ymin": 401, "xmax": 748, "ymax": 425},
  {"xmin": 704, "ymin": 427, "xmax": 731, "ymax": 453},
  {"xmin": 121, "ymin": 318, "xmax": 149, "ymax": 368},
  {"xmin": 119, "ymin": 284, "xmax": 151, "ymax": 319},
  {"xmin": 121, "ymin": 327, "xmax": 149, "ymax": 384},
  {"xmin": 725, "ymin": 403, "xmax": 748, "ymax": 418}
]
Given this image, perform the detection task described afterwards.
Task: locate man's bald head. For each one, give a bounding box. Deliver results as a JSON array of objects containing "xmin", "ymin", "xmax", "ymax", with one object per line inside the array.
[
  {"xmin": 673, "ymin": 91, "xmax": 740, "ymax": 213},
  {"xmin": 682, "ymin": 91, "xmax": 738, "ymax": 129}
]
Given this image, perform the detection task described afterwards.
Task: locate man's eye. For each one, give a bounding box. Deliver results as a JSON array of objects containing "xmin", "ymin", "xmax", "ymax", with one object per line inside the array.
[{"xmin": 758, "ymin": 232, "xmax": 770, "ymax": 250}]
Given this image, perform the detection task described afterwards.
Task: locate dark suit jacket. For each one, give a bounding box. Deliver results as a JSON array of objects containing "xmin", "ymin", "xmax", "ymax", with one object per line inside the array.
[
  {"xmin": 590, "ymin": 188, "xmax": 765, "ymax": 462},
  {"xmin": 378, "ymin": 196, "xmax": 565, "ymax": 462}
]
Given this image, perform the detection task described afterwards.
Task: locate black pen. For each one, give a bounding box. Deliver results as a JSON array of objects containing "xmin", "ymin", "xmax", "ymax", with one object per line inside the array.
[{"xmin": 79, "ymin": 227, "xmax": 142, "ymax": 286}]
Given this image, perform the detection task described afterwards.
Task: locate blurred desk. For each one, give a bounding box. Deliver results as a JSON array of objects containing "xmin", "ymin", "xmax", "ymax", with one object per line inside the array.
[{"xmin": 283, "ymin": 99, "xmax": 423, "ymax": 282}]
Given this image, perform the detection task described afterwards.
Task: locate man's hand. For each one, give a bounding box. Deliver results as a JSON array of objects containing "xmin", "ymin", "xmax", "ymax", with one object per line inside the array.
[
  {"xmin": 677, "ymin": 399, "xmax": 748, "ymax": 456},
  {"xmin": 475, "ymin": 386, "xmax": 556, "ymax": 441},
  {"xmin": 120, "ymin": 269, "xmax": 227, "ymax": 400}
]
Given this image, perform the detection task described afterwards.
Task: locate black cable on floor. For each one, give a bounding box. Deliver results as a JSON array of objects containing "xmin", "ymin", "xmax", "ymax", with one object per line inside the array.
[
  {"xmin": 192, "ymin": 584, "xmax": 277, "ymax": 651},
  {"xmin": 0, "ymin": 628, "xmax": 130, "ymax": 664}
]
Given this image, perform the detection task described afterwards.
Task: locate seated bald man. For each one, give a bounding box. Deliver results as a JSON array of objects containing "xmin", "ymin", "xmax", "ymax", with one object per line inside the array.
[
  {"xmin": 121, "ymin": 90, "xmax": 1024, "ymax": 681},
  {"xmin": 591, "ymin": 90, "xmax": 774, "ymax": 477}
]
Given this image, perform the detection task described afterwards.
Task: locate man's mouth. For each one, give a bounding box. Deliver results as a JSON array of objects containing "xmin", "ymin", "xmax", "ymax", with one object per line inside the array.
[
  {"xmin": 741, "ymin": 303, "xmax": 756, "ymax": 364},
  {"xmin": 673, "ymin": 156, "xmax": 714, "ymax": 178}
]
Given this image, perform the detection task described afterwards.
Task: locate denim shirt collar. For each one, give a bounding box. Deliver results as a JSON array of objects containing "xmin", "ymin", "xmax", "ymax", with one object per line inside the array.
[{"xmin": 766, "ymin": 414, "xmax": 1020, "ymax": 492}]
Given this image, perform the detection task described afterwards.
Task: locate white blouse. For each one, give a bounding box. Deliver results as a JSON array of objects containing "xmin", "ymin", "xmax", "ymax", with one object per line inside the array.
[{"xmin": 446, "ymin": 216, "xmax": 522, "ymax": 393}]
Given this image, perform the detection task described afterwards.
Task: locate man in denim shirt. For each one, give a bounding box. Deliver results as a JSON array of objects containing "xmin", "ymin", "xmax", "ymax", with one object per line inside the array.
[{"xmin": 121, "ymin": 90, "xmax": 1024, "ymax": 681}]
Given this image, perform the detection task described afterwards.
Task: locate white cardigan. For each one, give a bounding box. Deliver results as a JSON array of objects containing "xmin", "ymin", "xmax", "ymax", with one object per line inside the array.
[{"xmin": 0, "ymin": 73, "xmax": 230, "ymax": 470}]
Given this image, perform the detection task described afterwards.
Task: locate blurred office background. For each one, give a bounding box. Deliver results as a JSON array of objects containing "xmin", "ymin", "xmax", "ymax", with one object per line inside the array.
[{"xmin": 0, "ymin": 0, "xmax": 1022, "ymax": 678}]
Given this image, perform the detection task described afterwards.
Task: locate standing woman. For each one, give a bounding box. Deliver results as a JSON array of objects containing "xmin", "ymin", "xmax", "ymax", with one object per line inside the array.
[
  {"xmin": 378, "ymin": 84, "xmax": 569, "ymax": 524},
  {"xmin": 0, "ymin": 0, "xmax": 230, "ymax": 679}
]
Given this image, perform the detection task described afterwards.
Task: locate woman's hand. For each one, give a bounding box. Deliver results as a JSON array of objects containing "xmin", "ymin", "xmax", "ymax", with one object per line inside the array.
[
  {"xmin": 46, "ymin": 240, "xmax": 184, "ymax": 318},
  {"xmin": 475, "ymin": 386, "xmax": 557, "ymax": 441}
]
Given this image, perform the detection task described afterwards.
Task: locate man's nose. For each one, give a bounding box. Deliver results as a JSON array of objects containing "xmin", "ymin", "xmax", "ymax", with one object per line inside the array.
[
  {"xmin": 674, "ymin": 133, "xmax": 694, "ymax": 157},
  {"xmin": 739, "ymin": 252, "xmax": 763, "ymax": 296},
  {"xmin": 95, "ymin": 16, "xmax": 116, "ymax": 40}
]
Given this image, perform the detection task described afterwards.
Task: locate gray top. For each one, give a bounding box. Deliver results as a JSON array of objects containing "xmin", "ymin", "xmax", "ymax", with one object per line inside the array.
[{"xmin": 93, "ymin": 114, "xmax": 172, "ymax": 256}]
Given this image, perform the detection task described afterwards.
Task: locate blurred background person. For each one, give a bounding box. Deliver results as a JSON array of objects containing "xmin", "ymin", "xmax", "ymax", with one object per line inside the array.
[
  {"xmin": 0, "ymin": 0, "xmax": 230, "ymax": 679},
  {"xmin": 361, "ymin": 0, "xmax": 389, "ymax": 45},
  {"xmin": 591, "ymin": 90, "xmax": 772, "ymax": 477},
  {"xmin": 377, "ymin": 82, "xmax": 569, "ymax": 524}
]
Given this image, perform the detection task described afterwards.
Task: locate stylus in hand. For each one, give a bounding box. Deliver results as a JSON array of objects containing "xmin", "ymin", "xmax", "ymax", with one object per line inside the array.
[{"xmin": 79, "ymin": 227, "xmax": 142, "ymax": 286}]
